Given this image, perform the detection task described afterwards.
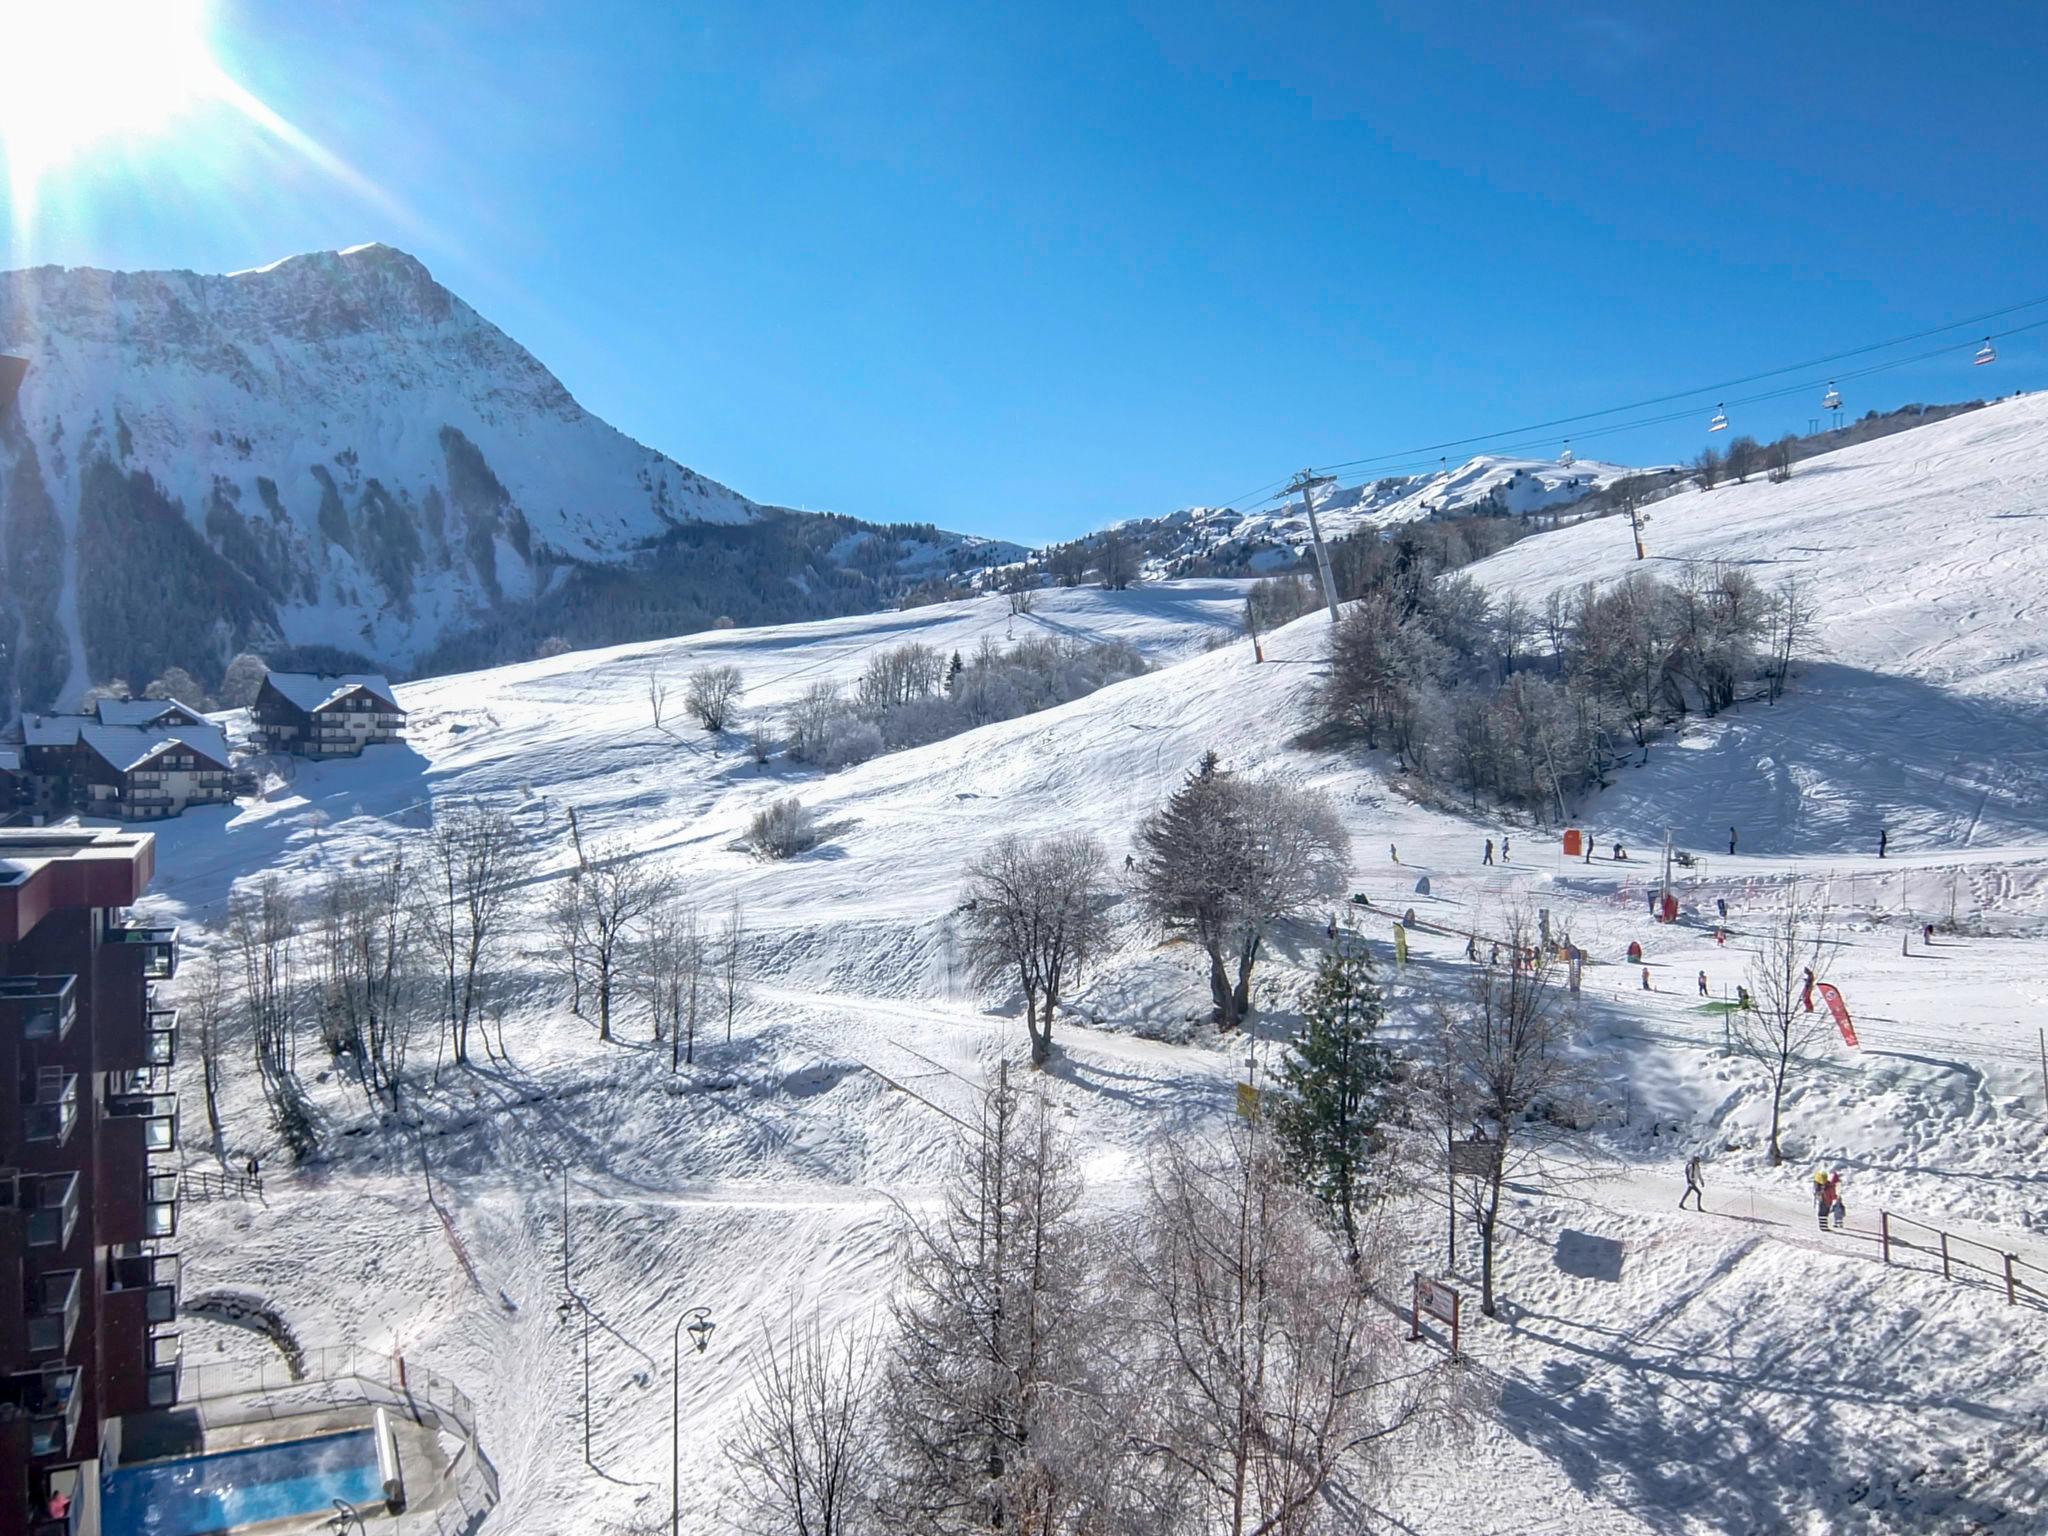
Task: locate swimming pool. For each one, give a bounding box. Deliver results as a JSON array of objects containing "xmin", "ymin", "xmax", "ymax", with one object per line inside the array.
[{"xmin": 101, "ymin": 1426, "xmax": 383, "ymax": 1536}]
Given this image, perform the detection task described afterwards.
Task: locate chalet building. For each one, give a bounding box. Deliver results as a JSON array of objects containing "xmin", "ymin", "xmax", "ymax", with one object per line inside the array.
[
  {"xmin": 0, "ymin": 751, "xmax": 23, "ymax": 819},
  {"xmin": 72, "ymin": 729, "xmax": 233, "ymax": 823},
  {"xmin": 12, "ymin": 705, "xmax": 232, "ymax": 823},
  {"xmin": 0, "ymin": 829, "xmax": 181, "ymax": 1536},
  {"xmin": 252, "ymin": 672, "xmax": 406, "ymax": 759}
]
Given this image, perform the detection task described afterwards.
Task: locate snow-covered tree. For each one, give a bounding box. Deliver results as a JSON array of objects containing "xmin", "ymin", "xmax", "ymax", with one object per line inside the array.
[
  {"xmin": 1273, "ymin": 941, "xmax": 1400, "ymax": 1263},
  {"xmin": 220, "ymin": 651, "xmax": 270, "ymax": 708},
  {"xmin": 963, "ymin": 832, "xmax": 1107, "ymax": 1067},
  {"xmin": 686, "ymin": 663, "xmax": 744, "ymax": 731},
  {"xmin": 1132, "ymin": 758, "xmax": 1350, "ymax": 1029}
]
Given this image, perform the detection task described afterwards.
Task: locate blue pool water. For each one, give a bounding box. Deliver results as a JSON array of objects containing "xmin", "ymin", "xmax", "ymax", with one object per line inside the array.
[{"xmin": 102, "ymin": 1427, "xmax": 383, "ymax": 1536}]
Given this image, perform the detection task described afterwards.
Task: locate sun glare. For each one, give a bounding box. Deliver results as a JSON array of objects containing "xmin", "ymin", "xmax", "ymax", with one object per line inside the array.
[{"xmin": 0, "ymin": 0, "xmax": 225, "ymax": 211}]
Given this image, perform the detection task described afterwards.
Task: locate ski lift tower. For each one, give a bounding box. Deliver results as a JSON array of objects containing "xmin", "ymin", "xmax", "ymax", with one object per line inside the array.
[{"xmin": 1286, "ymin": 468, "xmax": 1343, "ymax": 623}]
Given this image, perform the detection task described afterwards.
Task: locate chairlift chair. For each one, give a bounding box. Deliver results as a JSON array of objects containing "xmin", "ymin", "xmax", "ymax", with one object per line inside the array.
[
  {"xmin": 1559, "ymin": 440, "xmax": 1575, "ymax": 467},
  {"xmin": 1708, "ymin": 404, "xmax": 1729, "ymax": 432},
  {"xmin": 1822, "ymin": 382, "xmax": 1842, "ymax": 411},
  {"xmin": 1975, "ymin": 336, "xmax": 1997, "ymax": 366}
]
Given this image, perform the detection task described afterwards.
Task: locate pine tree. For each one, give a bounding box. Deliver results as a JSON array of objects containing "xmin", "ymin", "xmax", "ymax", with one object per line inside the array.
[{"xmin": 1274, "ymin": 940, "xmax": 1399, "ymax": 1262}]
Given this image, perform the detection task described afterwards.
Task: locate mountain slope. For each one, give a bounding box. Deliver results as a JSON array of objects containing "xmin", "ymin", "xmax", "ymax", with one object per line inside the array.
[{"xmin": 0, "ymin": 243, "xmax": 1012, "ymax": 710}]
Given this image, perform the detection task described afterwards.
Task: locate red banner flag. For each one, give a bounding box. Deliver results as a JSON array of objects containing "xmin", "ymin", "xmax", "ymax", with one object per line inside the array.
[{"xmin": 1817, "ymin": 982, "xmax": 1858, "ymax": 1047}]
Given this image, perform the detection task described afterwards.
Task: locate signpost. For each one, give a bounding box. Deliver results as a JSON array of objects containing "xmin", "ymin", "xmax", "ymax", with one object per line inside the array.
[{"xmin": 1411, "ymin": 1273, "xmax": 1461, "ymax": 1358}]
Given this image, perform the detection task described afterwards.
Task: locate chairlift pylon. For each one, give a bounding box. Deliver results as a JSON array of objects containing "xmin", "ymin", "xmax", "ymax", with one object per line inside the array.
[
  {"xmin": 1558, "ymin": 440, "xmax": 1575, "ymax": 467},
  {"xmin": 1708, "ymin": 404, "xmax": 1729, "ymax": 433},
  {"xmin": 1975, "ymin": 336, "xmax": 1997, "ymax": 366},
  {"xmin": 1822, "ymin": 381, "xmax": 1842, "ymax": 412}
]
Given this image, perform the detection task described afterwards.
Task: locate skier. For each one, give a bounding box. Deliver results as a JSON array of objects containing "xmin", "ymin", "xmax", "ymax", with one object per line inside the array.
[
  {"xmin": 1802, "ymin": 967, "xmax": 1816, "ymax": 1012},
  {"xmin": 1465, "ymin": 934, "xmax": 1478, "ymax": 961},
  {"xmin": 1697, "ymin": 970, "xmax": 1709, "ymax": 997},
  {"xmin": 1729, "ymin": 825, "xmax": 1739, "ymax": 856},
  {"xmin": 1489, "ymin": 943, "xmax": 1501, "ymax": 965},
  {"xmin": 1641, "ymin": 966, "xmax": 1653, "ymax": 991},
  {"xmin": 1584, "ymin": 836, "xmax": 1594, "ymax": 865},
  {"xmin": 1878, "ymin": 826, "xmax": 1888, "ymax": 859},
  {"xmin": 1680, "ymin": 1154, "xmax": 1705, "ymax": 1212},
  {"xmin": 1124, "ymin": 852, "xmax": 1135, "ymax": 872},
  {"xmin": 1484, "ymin": 838, "xmax": 1495, "ymax": 866},
  {"xmin": 1715, "ymin": 928, "xmax": 1726, "ymax": 946}
]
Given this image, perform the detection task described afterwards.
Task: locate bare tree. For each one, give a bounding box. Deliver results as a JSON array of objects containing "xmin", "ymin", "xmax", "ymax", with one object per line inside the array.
[
  {"xmin": 1095, "ymin": 529, "xmax": 1137, "ymax": 591},
  {"xmin": 686, "ymin": 664, "xmax": 744, "ymax": 732},
  {"xmin": 1723, "ymin": 435, "xmax": 1761, "ymax": 485},
  {"xmin": 649, "ymin": 670, "xmax": 672, "ymax": 730},
  {"xmin": 1431, "ymin": 919, "xmax": 1587, "ymax": 1317},
  {"xmin": 1693, "ymin": 447, "xmax": 1723, "ymax": 491},
  {"xmin": 727, "ymin": 1315, "xmax": 881, "ymax": 1536},
  {"xmin": 1763, "ymin": 575, "xmax": 1816, "ymax": 703},
  {"xmin": 1730, "ymin": 899, "xmax": 1836, "ymax": 1165},
  {"xmin": 543, "ymin": 867, "xmax": 589, "ymax": 1016},
  {"xmin": 414, "ymin": 803, "xmax": 527, "ymax": 1068},
  {"xmin": 581, "ymin": 842, "xmax": 676, "ymax": 1041},
  {"xmin": 718, "ymin": 899, "xmax": 746, "ymax": 1045},
  {"xmin": 1127, "ymin": 1120, "xmax": 1453, "ymax": 1534},
  {"xmin": 183, "ymin": 951, "xmax": 229, "ymax": 1156},
  {"xmin": 317, "ymin": 856, "xmax": 419, "ymax": 1109},
  {"xmin": 640, "ymin": 903, "xmax": 707, "ymax": 1069},
  {"xmin": 1133, "ymin": 759, "xmax": 1351, "ymax": 1029},
  {"xmin": 228, "ymin": 874, "xmax": 315, "ymax": 1159},
  {"xmin": 962, "ymin": 832, "xmax": 1108, "ymax": 1067}
]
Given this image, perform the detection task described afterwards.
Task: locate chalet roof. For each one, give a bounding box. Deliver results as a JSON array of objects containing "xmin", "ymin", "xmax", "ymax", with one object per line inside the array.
[
  {"xmin": 20, "ymin": 714, "xmax": 86, "ymax": 748},
  {"xmin": 0, "ymin": 747, "xmax": 19, "ymax": 773},
  {"xmin": 264, "ymin": 671, "xmax": 404, "ymax": 716},
  {"xmin": 97, "ymin": 697, "xmax": 207, "ymax": 728},
  {"xmin": 77, "ymin": 723, "xmax": 232, "ymax": 775}
]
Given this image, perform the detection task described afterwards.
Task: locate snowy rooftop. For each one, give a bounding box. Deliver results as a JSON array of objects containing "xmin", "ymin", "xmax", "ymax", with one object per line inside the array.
[
  {"xmin": 264, "ymin": 671, "xmax": 403, "ymax": 716},
  {"xmin": 78, "ymin": 722, "xmax": 231, "ymax": 774}
]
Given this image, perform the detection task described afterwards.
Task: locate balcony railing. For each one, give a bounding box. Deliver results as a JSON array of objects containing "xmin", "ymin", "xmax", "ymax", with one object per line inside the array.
[
  {"xmin": 146, "ymin": 1002, "xmax": 178, "ymax": 1066},
  {"xmin": 144, "ymin": 1171, "xmax": 179, "ymax": 1240},
  {"xmin": 2, "ymin": 1366, "xmax": 81, "ymax": 1460},
  {"xmin": 1, "ymin": 977, "xmax": 77, "ymax": 1042},
  {"xmin": 31, "ymin": 1462, "xmax": 83, "ymax": 1536},
  {"xmin": 23, "ymin": 1071, "xmax": 78, "ymax": 1148},
  {"xmin": 106, "ymin": 1087, "xmax": 177, "ymax": 1153},
  {"xmin": 23, "ymin": 1171, "xmax": 80, "ymax": 1250},
  {"xmin": 107, "ymin": 920, "xmax": 178, "ymax": 980},
  {"xmin": 26, "ymin": 1270, "xmax": 81, "ymax": 1356},
  {"xmin": 109, "ymin": 1248, "xmax": 180, "ymax": 1324}
]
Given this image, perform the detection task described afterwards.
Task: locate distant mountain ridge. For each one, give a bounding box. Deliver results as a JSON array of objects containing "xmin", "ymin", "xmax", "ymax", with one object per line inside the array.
[{"xmin": 0, "ymin": 243, "xmax": 1013, "ymax": 712}]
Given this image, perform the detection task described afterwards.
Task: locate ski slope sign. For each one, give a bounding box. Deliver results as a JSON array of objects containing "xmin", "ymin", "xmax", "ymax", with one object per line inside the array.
[{"xmin": 1817, "ymin": 982, "xmax": 1859, "ymax": 1047}]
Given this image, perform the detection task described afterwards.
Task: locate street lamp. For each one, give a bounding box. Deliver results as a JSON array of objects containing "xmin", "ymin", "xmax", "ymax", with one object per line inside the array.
[{"xmin": 671, "ymin": 1306, "xmax": 716, "ymax": 1536}]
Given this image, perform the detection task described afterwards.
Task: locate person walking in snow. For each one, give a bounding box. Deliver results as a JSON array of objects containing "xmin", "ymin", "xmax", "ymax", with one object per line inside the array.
[
  {"xmin": 1817, "ymin": 1170, "xmax": 1844, "ymax": 1232},
  {"xmin": 1390, "ymin": 843, "xmax": 1399, "ymax": 864},
  {"xmin": 1812, "ymin": 1167, "xmax": 1831, "ymax": 1223},
  {"xmin": 1584, "ymin": 836, "xmax": 1594, "ymax": 865},
  {"xmin": 1878, "ymin": 826, "xmax": 1888, "ymax": 859},
  {"xmin": 1484, "ymin": 838, "xmax": 1495, "ymax": 866},
  {"xmin": 1465, "ymin": 934, "xmax": 1479, "ymax": 961},
  {"xmin": 1680, "ymin": 1155, "xmax": 1706, "ymax": 1211},
  {"xmin": 1922, "ymin": 922, "xmax": 1935, "ymax": 947},
  {"xmin": 1641, "ymin": 966, "xmax": 1653, "ymax": 991},
  {"xmin": 1697, "ymin": 970, "xmax": 1709, "ymax": 997},
  {"xmin": 1502, "ymin": 836, "xmax": 1511, "ymax": 862},
  {"xmin": 1729, "ymin": 826, "xmax": 1739, "ymax": 856}
]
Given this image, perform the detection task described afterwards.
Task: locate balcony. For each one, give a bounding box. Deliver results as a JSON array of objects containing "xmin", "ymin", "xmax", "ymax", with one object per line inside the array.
[
  {"xmin": 108, "ymin": 1248, "xmax": 179, "ymax": 1324},
  {"xmin": 107, "ymin": 920, "xmax": 178, "ymax": 980},
  {"xmin": 26, "ymin": 1270, "xmax": 81, "ymax": 1356},
  {"xmin": 144, "ymin": 1170, "xmax": 179, "ymax": 1240},
  {"xmin": 147, "ymin": 1333, "xmax": 182, "ymax": 1407},
  {"xmin": 21, "ymin": 1171, "xmax": 81, "ymax": 1249},
  {"xmin": 105, "ymin": 1087, "xmax": 176, "ymax": 1153},
  {"xmin": 30, "ymin": 1463, "xmax": 82, "ymax": 1536},
  {"xmin": 2, "ymin": 1366, "xmax": 82, "ymax": 1461},
  {"xmin": 146, "ymin": 1001, "xmax": 178, "ymax": 1065},
  {"xmin": 23, "ymin": 1071, "xmax": 78, "ymax": 1148},
  {"xmin": 1, "ymin": 977, "xmax": 77, "ymax": 1043}
]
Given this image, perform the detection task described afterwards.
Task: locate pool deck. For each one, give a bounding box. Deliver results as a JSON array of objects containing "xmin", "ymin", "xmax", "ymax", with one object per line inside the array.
[{"xmin": 112, "ymin": 1405, "xmax": 455, "ymax": 1534}]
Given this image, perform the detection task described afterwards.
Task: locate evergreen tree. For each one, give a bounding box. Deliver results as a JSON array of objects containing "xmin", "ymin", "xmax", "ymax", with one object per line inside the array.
[{"xmin": 1274, "ymin": 940, "xmax": 1399, "ymax": 1262}]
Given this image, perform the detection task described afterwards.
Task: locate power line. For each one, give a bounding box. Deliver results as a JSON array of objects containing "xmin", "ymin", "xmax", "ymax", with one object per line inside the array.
[{"xmin": 1309, "ymin": 292, "xmax": 2048, "ymax": 478}]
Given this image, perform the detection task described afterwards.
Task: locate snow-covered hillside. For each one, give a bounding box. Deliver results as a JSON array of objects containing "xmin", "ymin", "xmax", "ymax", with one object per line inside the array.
[
  {"xmin": 131, "ymin": 408, "xmax": 2048, "ymax": 1534},
  {"xmin": 0, "ymin": 244, "xmax": 1015, "ymax": 710},
  {"xmin": 1137, "ymin": 451, "xmax": 1644, "ymax": 574}
]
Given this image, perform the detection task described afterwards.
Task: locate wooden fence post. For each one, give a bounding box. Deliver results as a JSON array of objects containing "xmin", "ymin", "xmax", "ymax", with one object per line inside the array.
[
  {"xmin": 1939, "ymin": 1232, "xmax": 1951, "ymax": 1281},
  {"xmin": 2007, "ymin": 1253, "xmax": 2019, "ymax": 1307},
  {"xmin": 1879, "ymin": 1211, "xmax": 1890, "ymax": 1264}
]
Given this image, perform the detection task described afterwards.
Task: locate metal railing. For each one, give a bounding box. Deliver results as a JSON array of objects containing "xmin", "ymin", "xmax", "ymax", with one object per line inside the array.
[
  {"xmin": 1880, "ymin": 1210, "xmax": 2048, "ymax": 1310},
  {"xmin": 163, "ymin": 1346, "xmax": 498, "ymax": 1535}
]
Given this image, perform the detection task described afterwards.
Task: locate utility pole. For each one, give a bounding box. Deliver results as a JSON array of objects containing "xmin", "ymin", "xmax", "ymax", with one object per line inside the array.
[{"xmin": 1285, "ymin": 469, "xmax": 1342, "ymax": 622}]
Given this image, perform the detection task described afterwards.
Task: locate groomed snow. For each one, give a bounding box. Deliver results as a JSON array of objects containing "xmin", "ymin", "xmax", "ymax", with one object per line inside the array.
[{"xmin": 142, "ymin": 408, "xmax": 2048, "ymax": 1534}]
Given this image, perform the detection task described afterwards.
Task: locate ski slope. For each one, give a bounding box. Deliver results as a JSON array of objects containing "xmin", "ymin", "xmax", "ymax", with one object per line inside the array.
[{"xmin": 137, "ymin": 413, "xmax": 2048, "ymax": 1535}]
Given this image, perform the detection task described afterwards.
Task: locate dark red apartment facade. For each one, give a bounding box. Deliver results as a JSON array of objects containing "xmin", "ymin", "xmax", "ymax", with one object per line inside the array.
[{"xmin": 0, "ymin": 831, "xmax": 179, "ymax": 1536}]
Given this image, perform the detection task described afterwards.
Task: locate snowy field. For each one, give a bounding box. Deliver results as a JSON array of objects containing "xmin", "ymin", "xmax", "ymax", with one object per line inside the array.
[{"xmin": 140, "ymin": 406, "xmax": 2048, "ymax": 1535}]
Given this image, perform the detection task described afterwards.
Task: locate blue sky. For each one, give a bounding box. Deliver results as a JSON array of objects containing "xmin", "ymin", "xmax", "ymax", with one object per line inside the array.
[{"xmin": 5, "ymin": 1, "xmax": 2045, "ymax": 542}]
